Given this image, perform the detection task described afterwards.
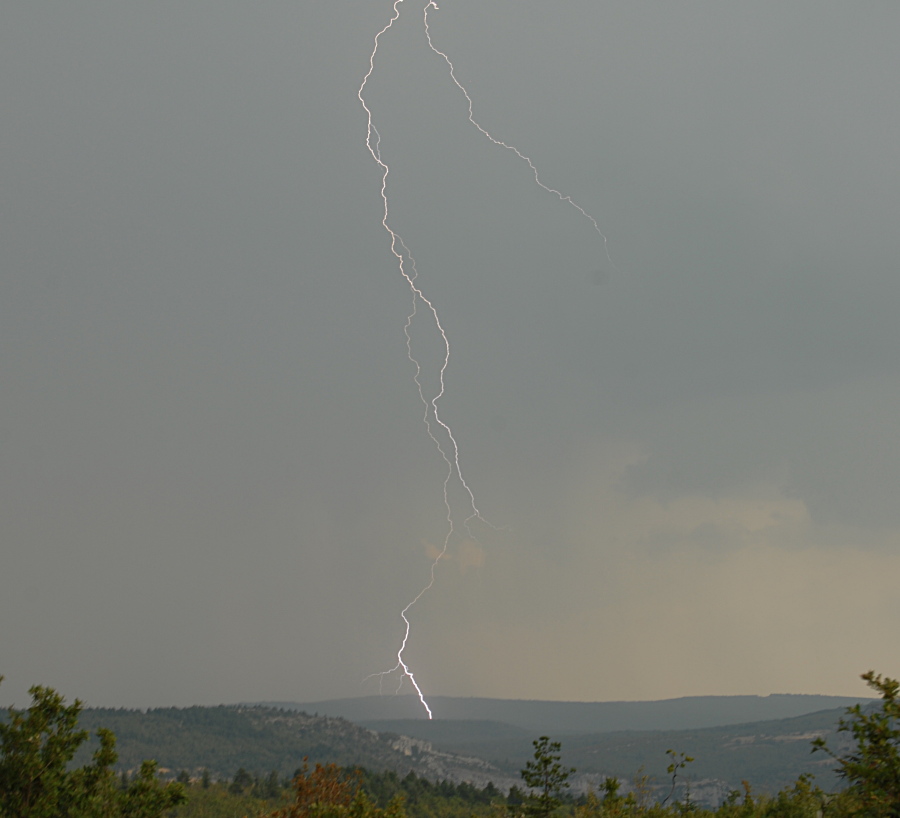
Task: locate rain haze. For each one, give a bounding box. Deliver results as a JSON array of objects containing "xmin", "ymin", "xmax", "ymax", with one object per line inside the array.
[{"xmin": 2, "ymin": 1, "xmax": 899, "ymax": 710}]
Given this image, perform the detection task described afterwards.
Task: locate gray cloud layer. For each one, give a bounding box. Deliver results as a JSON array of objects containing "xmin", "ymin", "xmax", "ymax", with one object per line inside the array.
[{"xmin": 2, "ymin": 1, "xmax": 898, "ymax": 708}]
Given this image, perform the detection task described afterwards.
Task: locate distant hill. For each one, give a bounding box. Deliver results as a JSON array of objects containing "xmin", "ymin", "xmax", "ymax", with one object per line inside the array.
[
  {"xmin": 66, "ymin": 697, "xmax": 872, "ymax": 802},
  {"xmin": 73, "ymin": 706, "xmax": 517, "ymax": 789},
  {"xmin": 336, "ymin": 707, "xmax": 858, "ymax": 797},
  {"xmin": 366, "ymin": 708, "xmax": 858, "ymax": 797},
  {"xmin": 557, "ymin": 707, "xmax": 852, "ymax": 798},
  {"xmin": 261, "ymin": 693, "xmax": 871, "ymax": 734}
]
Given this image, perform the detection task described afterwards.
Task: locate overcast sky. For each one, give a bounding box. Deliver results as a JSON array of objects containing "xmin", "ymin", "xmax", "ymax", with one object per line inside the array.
[{"xmin": 2, "ymin": 1, "xmax": 899, "ymax": 711}]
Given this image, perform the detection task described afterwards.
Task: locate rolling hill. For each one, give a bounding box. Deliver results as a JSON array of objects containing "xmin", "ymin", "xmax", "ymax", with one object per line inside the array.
[{"xmin": 67, "ymin": 696, "xmax": 870, "ymax": 799}]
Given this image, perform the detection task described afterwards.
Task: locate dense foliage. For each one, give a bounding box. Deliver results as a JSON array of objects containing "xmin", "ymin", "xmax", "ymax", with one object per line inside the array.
[
  {"xmin": 121, "ymin": 761, "xmax": 510, "ymax": 818},
  {"xmin": 73, "ymin": 706, "xmax": 409, "ymax": 779},
  {"xmin": 356, "ymin": 768, "xmax": 502, "ymax": 818},
  {"xmin": 0, "ymin": 677, "xmax": 185, "ymax": 818},
  {"xmin": 812, "ymin": 670, "xmax": 900, "ymax": 817}
]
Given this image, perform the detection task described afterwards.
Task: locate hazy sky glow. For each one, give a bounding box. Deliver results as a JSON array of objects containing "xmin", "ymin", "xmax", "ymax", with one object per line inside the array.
[{"xmin": 2, "ymin": 1, "xmax": 899, "ymax": 709}]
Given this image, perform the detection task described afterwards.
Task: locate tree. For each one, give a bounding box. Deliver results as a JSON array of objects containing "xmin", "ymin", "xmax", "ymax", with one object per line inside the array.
[
  {"xmin": 0, "ymin": 677, "xmax": 185, "ymax": 818},
  {"xmin": 574, "ymin": 777, "xmax": 638, "ymax": 818},
  {"xmin": 519, "ymin": 737, "xmax": 575, "ymax": 818},
  {"xmin": 265, "ymin": 759, "xmax": 360, "ymax": 818},
  {"xmin": 660, "ymin": 749, "xmax": 694, "ymax": 808},
  {"xmin": 254, "ymin": 770, "xmax": 284, "ymax": 800},
  {"xmin": 812, "ymin": 670, "xmax": 900, "ymax": 817},
  {"xmin": 119, "ymin": 760, "xmax": 187, "ymax": 817},
  {"xmin": 262, "ymin": 759, "xmax": 406, "ymax": 818},
  {"xmin": 229, "ymin": 767, "xmax": 254, "ymax": 795}
]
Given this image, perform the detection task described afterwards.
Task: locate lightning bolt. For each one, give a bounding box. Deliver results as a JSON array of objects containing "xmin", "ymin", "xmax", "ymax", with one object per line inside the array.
[
  {"xmin": 358, "ymin": 0, "xmax": 613, "ymax": 719},
  {"xmin": 422, "ymin": 2, "xmax": 618, "ymax": 271}
]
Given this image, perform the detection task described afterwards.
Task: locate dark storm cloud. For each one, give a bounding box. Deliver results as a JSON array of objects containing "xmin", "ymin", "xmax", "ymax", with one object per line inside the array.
[{"xmin": 1, "ymin": 1, "xmax": 898, "ymax": 707}]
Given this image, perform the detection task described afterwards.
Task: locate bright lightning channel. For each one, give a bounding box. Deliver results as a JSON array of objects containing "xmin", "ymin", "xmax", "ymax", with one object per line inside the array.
[{"xmin": 358, "ymin": 0, "xmax": 612, "ymax": 719}]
